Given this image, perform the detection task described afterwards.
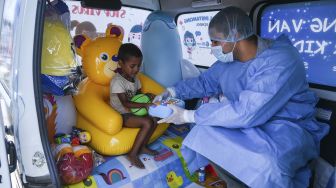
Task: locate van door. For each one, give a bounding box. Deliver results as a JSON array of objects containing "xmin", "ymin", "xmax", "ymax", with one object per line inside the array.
[
  {"xmin": 0, "ymin": 0, "xmax": 18, "ymax": 187},
  {"xmin": 1, "ymin": 0, "xmax": 61, "ymax": 187}
]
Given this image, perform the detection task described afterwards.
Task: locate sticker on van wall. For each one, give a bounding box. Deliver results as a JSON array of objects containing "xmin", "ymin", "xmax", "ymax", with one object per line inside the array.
[
  {"xmin": 32, "ymin": 151, "xmax": 46, "ymax": 168},
  {"xmin": 65, "ymin": 1, "xmax": 150, "ymax": 48},
  {"xmin": 260, "ymin": 1, "xmax": 336, "ymax": 87},
  {"xmin": 177, "ymin": 11, "xmax": 219, "ymax": 67}
]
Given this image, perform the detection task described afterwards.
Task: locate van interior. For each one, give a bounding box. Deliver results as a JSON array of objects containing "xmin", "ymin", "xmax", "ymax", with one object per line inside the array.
[{"xmin": 0, "ymin": 0, "xmax": 335, "ymax": 187}]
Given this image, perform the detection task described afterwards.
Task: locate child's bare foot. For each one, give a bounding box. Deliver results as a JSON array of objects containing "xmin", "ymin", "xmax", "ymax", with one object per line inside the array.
[
  {"xmin": 140, "ymin": 147, "xmax": 159, "ymax": 156},
  {"xmin": 127, "ymin": 154, "xmax": 145, "ymax": 169}
]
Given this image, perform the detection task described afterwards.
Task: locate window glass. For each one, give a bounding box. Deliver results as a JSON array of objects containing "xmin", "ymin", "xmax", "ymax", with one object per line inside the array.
[
  {"xmin": 260, "ymin": 1, "xmax": 336, "ymax": 87},
  {"xmin": 177, "ymin": 11, "xmax": 218, "ymax": 67},
  {"xmin": 65, "ymin": 1, "xmax": 151, "ymax": 48},
  {"xmin": 0, "ymin": 0, "xmax": 21, "ymax": 94}
]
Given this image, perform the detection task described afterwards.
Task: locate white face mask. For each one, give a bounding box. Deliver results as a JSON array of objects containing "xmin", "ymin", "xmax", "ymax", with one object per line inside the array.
[{"xmin": 211, "ymin": 42, "xmax": 236, "ymax": 63}]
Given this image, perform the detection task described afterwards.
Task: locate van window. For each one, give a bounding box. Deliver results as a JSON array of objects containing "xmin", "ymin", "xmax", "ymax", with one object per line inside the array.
[
  {"xmin": 65, "ymin": 1, "xmax": 151, "ymax": 48},
  {"xmin": 177, "ymin": 11, "xmax": 218, "ymax": 67},
  {"xmin": 0, "ymin": 0, "xmax": 21, "ymax": 94},
  {"xmin": 259, "ymin": 1, "xmax": 336, "ymax": 89}
]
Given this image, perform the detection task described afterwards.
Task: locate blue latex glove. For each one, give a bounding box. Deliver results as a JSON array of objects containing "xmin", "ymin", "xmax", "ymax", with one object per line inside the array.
[
  {"xmin": 157, "ymin": 104, "xmax": 195, "ymax": 125},
  {"xmin": 153, "ymin": 88, "xmax": 175, "ymax": 103}
]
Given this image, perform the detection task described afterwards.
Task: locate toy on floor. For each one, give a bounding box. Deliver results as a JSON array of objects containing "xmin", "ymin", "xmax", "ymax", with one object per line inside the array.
[
  {"xmin": 63, "ymin": 175, "xmax": 98, "ymax": 188},
  {"xmin": 198, "ymin": 167, "xmax": 206, "ymax": 185},
  {"xmin": 92, "ymin": 150, "xmax": 105, "ymax": 167},
  {"xmin": 163, "ymin": 136, "xmax": 197, "ymax": 182},
  {"xmin": 149, "ymin": 97, "xmax": 185, "ymax": 118},
  {"xmin": 54, "ymin": 143, "xmax": 94, "ymax": 184},
  {"xmin": 166, "ymin": 171, "xmax": 183, "ymax": 188},
  {"xmin": 54, "ymin": 127, "xmax": 91, "ymax": 146},
  {"xmin": 53, "ymin": 127, "xmax": 93, "ymax": 184}
]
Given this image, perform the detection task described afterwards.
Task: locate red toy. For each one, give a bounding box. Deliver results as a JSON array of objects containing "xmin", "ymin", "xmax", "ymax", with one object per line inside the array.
[{"xmin": 54, "ymin": 144, "xmax": 94, "ymax": 184}]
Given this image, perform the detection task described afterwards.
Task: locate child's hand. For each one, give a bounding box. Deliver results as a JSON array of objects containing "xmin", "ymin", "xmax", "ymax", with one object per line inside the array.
[
  {"xmin": 144, "ymin": 103, "xmax": 154, "ymax": 110},
  {"xmin": 146, "ymin": 93, "xmax": 156, "ymax": 101}
]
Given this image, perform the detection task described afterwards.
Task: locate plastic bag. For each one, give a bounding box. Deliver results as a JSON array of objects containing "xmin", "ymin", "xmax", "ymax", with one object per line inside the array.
[{"xmin": 54, "ymin": 144, "xmax": 94, "ymax": 185}]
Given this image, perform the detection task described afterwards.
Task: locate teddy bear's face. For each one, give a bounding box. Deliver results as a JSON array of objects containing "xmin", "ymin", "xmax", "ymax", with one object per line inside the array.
[{"xmin": 82, "ymin": 37, "xmax": 120, "ymax": 86}]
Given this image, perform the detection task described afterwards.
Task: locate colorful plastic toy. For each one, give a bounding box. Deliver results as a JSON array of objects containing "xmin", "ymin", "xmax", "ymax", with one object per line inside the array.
[
  {"xmin": 63, "ymin": 175, "xmax": 98, "ymax": 188},
  {"xmin": 166, "ymin": 171, "xmax": 183, "ymax": 188},
  {"xmin": 163, "ymin": 136, "xmax": 197, "ymax": 182},
  {"xmin": 149, "ymin": 97, "xmax": 185, "ymax": 118},
  {"xmin": 54, "ymin": 127, "xmax": 91, "ymax": 146},
  {"xmin": 73, "ymin": 24, "xmax": 169, "ymax": 155}
]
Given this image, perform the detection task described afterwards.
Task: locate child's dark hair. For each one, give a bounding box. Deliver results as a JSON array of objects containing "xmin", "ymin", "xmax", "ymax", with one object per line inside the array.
[{"xmin": 118, "ymin": 43, "xmax": 142, "ymax": 62}]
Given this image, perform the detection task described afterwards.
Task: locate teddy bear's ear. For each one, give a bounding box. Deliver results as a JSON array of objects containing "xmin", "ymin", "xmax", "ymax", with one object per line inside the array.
[
  {"xmin": 73, "ymin": 34, "xmax": 91, "ymax": 57},
  {"xmin": 105, "ymin": 24, "xmax": 124, "ymax": 41}
]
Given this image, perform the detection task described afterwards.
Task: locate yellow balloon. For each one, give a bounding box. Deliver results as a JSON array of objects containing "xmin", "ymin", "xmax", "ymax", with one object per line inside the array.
[{"xmin": 41, "ymin": 20, "xmax": 77, "ymax": 76}]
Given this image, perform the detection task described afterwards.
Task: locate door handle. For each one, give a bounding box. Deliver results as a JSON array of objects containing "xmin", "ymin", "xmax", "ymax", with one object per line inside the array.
[{"xmin": 6, "ymin": 140, "xmax": 17, "ymax": 173}]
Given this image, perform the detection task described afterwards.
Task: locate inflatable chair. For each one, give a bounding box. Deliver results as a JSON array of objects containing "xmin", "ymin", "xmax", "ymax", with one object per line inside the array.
[
  {"xmin": 73, "ymin": 25, "xmax": 169, "ymax": 156},
  {"xmin": 141, "ymin": 11, "xmax": 200, "ymax": 88}
]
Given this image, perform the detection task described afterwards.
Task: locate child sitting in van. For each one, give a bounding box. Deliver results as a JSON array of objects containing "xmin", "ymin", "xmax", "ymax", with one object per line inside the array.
[{"xmin": 110, "ymin": 43, "xmax": 159, "ymax": 169}]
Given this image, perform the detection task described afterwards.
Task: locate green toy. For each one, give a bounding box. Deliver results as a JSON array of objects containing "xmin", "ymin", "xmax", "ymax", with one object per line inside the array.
[
  {"xmin": 131, "ymin": 94, "xmax": 151, "ymax": 116},
  {"xmin": 163, "ymin": 136, "xmax": 198, "ymax": 182}
]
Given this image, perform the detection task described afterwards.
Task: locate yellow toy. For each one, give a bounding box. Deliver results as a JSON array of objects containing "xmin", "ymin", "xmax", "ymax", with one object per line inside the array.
[
  {"xmin": 73, "ymin": 24, "xmax": 169, "ymax": 155},
  {"xmin": 166, "ymin": 171, "xmax": 183, "ymax": 188},
  {"xmin": 163, "ymin": 137, "xmax": 197, "ymax": 182},
  {"xmin": 63, "ymin": 176, "xmax": 97, "ymax": 188},
  {"xmin": 42, "ymin": 20, "xmax": 77, "ymax": 76}
]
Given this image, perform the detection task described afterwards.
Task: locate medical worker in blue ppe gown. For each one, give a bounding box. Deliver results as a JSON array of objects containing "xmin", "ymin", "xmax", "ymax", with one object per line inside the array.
[{"xmin": 154, "ymin": 6, "xmax": 329, "ymax": 188}]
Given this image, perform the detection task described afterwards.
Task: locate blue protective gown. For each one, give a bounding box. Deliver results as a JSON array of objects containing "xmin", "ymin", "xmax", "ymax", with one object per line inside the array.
[{"xmin": 174, "ymin": 35, "xmax": 329, "ymax": 188}]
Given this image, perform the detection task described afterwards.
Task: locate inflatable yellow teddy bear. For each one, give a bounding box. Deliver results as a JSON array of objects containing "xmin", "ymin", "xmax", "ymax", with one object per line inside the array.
[{"xmin": 73, "ymin": 25, "xmax": 169, "ymax": 155}]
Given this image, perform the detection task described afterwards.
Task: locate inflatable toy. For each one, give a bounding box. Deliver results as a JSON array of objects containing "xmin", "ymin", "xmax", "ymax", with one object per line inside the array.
[
  {"xmin": 43, "ymin": 94, "xmax": 76, "ymax": 143},
  {"xmin": 141, "ymin": 11, "xmax": 201, "ymax": 88},
  {"xmin": 41, "ymin": 19, "xmax": 81, "ymax": 95},
  {"xmin": 130, "ymin": 94, "xmax": 151, "ymax": 116},
  {"xmin": 141, "ymin": 11, "xmax": 182, "ymax": 87},
  {"xmin": 54, "ymin": 144, "xmax": 93, "ymax": 184},
  {"xmin": 73, "ymin": 24, "xmax": 169, "ymax": 155},
  {"xmin": 46, "ymin": 0, "xmax": 71, "ymax": 30},
  {"xmin": 42, "ymin": 19, "xmax": 77, "ymax": 76}
]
